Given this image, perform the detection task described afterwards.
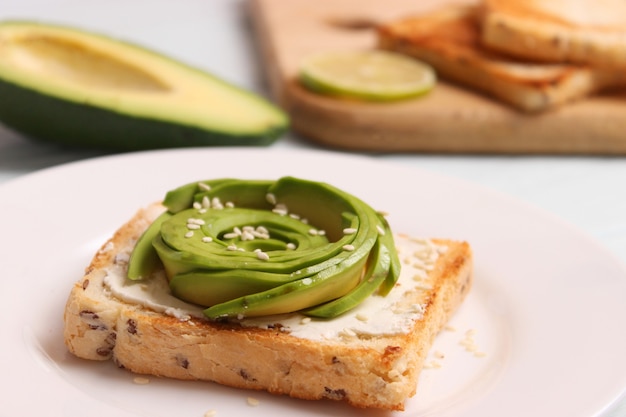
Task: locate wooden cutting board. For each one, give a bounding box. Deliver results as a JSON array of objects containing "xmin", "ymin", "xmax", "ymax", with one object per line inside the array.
[{"xmin": 248, "ymin": 0, "xmax": 626, "ymax": 154}]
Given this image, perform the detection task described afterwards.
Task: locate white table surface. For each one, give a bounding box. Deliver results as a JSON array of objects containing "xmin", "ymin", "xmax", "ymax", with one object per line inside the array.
[{"xmin": 1, "ymin": 0, "xmax": 625, "ymax": 416}]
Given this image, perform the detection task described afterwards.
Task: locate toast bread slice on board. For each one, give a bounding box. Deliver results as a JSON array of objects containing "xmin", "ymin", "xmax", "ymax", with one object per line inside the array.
[
  {"xmin": 377, "ymin": 4, "xmax": 626, "ymax": 112},
  {"xmin": 481, "ymin": 0, "xmax": 626, "ymax": 68},
  {"xmin": 63, "ymin": 202, "xmax": 473, "ymax": 410}
]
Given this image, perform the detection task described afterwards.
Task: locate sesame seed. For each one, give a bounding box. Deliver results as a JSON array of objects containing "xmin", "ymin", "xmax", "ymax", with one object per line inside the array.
[
  {"xmin": 241, "ymin": 231, "xmax": 255, "ymax": 241},
  {"xmin": 227, "ymin": 245, "xmax": 238, "ymax": 251},
  {"xmin": 300, "ymin": 218, "xmax": 308, "ymax": 224},
  {"xmin": 187, "ymin": 224, "xmax": 200, "ymax": 230},
  {"xmin": 193, "ymin": 202, "xmax": 202, "ymax": 209},
  {"xmin": 300, "ymin": 317, "xmax": 312, "ymax": 324},
  {"xmin": 289, "ymin": 213, "xmax": 300, "ymax": 219},
  {"xmin": 266, "ymin": 193, "xmax": 276, "ymax": 205},
  {"xmin": 356, "ymin": 313, "xmax": 369, "ymax": 322},
  {"xmin": 225, "ymin": 201, "xmax": 234, "ymax": 208},
  {"xmin": 133, "ymin": 377, "xmax": 151, "ymax": 385},
  {"xmin": 223, "ymin": 232, "xmax": 239, "ymax": 239},
  {"xmin": 424, "ymin": 360, "xmax": 442, "ymax": 369},
  {"xmin": 343, "ymin": 244, "xmax": 355, "ymax": 251},
  {"xmin": 212, "ymin": 200, "xmax": 224, "ymax": 210},
  {"xmin": 202, "ymin": 237, "xmax": 213, "ymax": 243},
  {"xmin": 343, "ymin": 227, "xmax": 357, "ymax": 234},
  {"xmin": 318, "ymin": 230, "xmax": 326, "ymax": 236},
  {"xmin": 197, "ymin": 182, "xmax": 211, "ymax": 191},
  {"xmin": 252, "ymin": 230, "xmax": 270, "ymax": 239},
  {"xmin": 308, "ymin": 229, "xmax": 318, "ymax": 236},
  {"xmin": 272, "ymin": 204, "xmax": 288, "ymax": 215},
  {"xmin": 185, "ymin": 231, "xmax": 194, "ymax": 238},
  {"xmin": 256, "ymin": 251, "xmax": 270, "ymax": 261},
  {"xmin": 247, "ymin": 397, "xmax": 260, "ymax": 407},
  {"xmin": 302, "ymin": 278, "xmax": 312, "ymax": 285},
  {"xmin": 286, "ymin": 243, "xmax": 296, "ymax": 250},
  {"xmin": 202, "ymin": 196, "xmax": 211, "ymax": 208},
  {"xmin": 340, "ymin": 328, "xmax": 356, "ymax": 338}
]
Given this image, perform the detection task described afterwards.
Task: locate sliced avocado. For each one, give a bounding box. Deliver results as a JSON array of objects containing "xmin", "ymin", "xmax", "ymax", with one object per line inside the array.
[
  {"xmin": 0, "ymin": 21, "xmax": 288, "ymax": 150},
  {"xmin": 372, "ymin": 212, "xmax": 401, "ymax": 296},
  {"xmin": 126, "ymin": 177, "xmax": 401, "ymax": 319},
  {"xmin": 203, "ymin": 255, "xmax": 368, "ymax": 319},
  {"xmin": 154, "ymin": 207, "xmax": 333, "ymax": 276},
  {"xmin": 127, "ymin": 211, "xmax": 171, "ymax": 280},
  {"xmin": 302, "ymin": 239, "xmax": 389, "ymax": 318}
]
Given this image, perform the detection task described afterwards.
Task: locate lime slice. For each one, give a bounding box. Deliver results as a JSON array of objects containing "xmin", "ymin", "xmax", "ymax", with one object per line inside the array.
[{"xmin": 299, "ymin": 50, "xmax": 436, "ymax": 101}]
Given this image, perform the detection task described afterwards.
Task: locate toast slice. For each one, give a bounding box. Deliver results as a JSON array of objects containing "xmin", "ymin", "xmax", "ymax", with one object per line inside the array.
[
  {"xmin": 63, "ymin": 201, "xmax": 473, "ymax": 411},
  {"xmin": 481, "ymin": 0, "xmax": 626, "ymax": 68},
  {"xmin": 377, "ymin": 4, "xmax": 626, "ymax": 112}
]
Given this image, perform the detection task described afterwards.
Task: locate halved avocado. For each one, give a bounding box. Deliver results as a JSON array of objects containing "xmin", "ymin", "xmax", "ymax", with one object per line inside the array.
[{"xmin": 0, "ymin": 20, "xmax": 288, "ymax": 150}]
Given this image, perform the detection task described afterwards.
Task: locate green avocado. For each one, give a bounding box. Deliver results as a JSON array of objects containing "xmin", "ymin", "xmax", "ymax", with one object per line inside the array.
[
  {"xmin": 127, "ymin": 177, "xmax": 400, "ymax": 319},
  {"xmin": 0, "ymin": 21, "xmax": 288, "ymax": 150}
]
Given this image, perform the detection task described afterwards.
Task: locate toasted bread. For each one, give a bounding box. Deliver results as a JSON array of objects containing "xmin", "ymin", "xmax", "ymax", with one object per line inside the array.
[
  {"xmin": 377, "ymin": 4, "xmax": 626, "ymax": 112},
  {"xmin": 481, "ymin": 0, "xmax": 626, "ymax": 68},
  {"xmin": 63, "ymin": 201, "xmax": 473, "ymax": 411}
]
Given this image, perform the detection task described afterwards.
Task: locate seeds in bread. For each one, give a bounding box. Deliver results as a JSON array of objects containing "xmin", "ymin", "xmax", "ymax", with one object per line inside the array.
[
  {"xmin": 63, "ymin": 202, "xmax": 473, "ymax": 411},
  {"xmin": 377, "ymin": 4, "xmax": 626, "ymax": 112}
]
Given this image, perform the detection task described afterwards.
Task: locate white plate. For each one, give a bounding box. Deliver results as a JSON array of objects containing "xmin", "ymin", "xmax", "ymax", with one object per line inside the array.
[{"xmin": 1, "ymin": 148, "xmax": 625, "ymax": 417}]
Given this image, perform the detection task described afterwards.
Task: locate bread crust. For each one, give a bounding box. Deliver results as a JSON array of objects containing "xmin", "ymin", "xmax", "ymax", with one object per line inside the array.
[
  {"xmin": 481, "ymin": 0, "xmax": 626, "ymax": 68},
  {"xmin": 63, "ymin": 202, "xmax": 473, "ymax": 411},
  {"xmin": 377, "ymin": 4, "xmax": 626, "ymax": 112}
]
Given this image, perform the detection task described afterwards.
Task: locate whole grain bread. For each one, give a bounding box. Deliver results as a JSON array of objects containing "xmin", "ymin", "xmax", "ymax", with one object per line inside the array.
[
  {"xmin": 481, "ymin": 0, "xmax": 626, "ymax": 68},
  {"xmin": 377, "ymin": 4, "xmax": 626, "ymax": 112},
  {"xmin": 63, "ymin": 202, "xmax": 473, "ymax": 411}
]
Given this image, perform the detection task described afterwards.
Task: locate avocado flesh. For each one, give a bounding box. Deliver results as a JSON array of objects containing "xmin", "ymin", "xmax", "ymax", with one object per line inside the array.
[
  {"xmin": 127, "ymin": 211, "xmax": 172, "ymax": 280},
  {"xmin": 0, "ymin": 21, "xmax": 288, "ymax": 150},
  {"xmin": 203, "ymin": 255, "xmax": 368, "ymax": 319},
  {"xmin": 127, "ymin": 177, "xmax": 400, "ymax": 319},
  {"xmin": 303, "ymin": 219, "xmax": 401, "ymax": 318}
]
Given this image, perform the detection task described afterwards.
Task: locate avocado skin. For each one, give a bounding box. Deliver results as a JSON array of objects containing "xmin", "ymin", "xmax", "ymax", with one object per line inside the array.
[{"xmin": 0, "ymin": 78, "xmax": 287, "ymax": 151}]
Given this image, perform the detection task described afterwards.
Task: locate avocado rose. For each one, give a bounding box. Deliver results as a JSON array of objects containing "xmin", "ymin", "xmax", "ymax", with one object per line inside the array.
[{"xmin": 127, "ymin": 177, "xmax": 400, "ymax": 319}]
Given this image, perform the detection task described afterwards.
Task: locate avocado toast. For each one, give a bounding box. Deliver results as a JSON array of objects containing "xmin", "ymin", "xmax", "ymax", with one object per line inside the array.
[{"xmin": 63, "ymin": 177, "xmax": 473, "ymax": 411}]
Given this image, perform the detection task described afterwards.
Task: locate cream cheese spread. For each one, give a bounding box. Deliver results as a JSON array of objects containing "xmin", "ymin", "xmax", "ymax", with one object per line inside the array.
[{"xmin": 103, "ymin": 234, "xmax": 447, "ymax": 342}]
